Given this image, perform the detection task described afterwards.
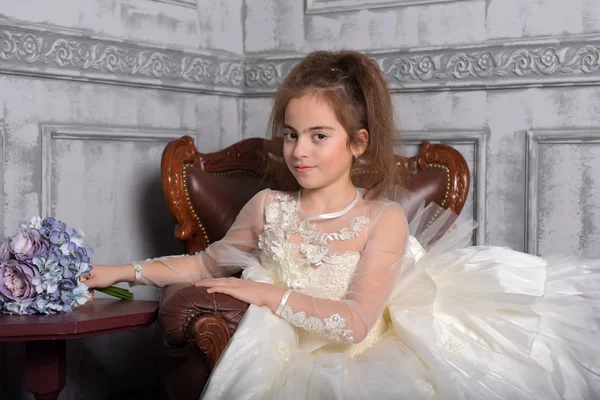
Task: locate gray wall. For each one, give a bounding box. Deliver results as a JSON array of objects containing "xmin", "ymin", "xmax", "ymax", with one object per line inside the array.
[
  {"xmin": 0, "ymin": 1, "xmax": 243, "ymax": 399},
  {"xmin": 242, "ymin": 0, "xmax": 600, "ymax": 255},
  {"xmin": 2, "ymin": 0, "xmax": 600, "ymax": 399}
]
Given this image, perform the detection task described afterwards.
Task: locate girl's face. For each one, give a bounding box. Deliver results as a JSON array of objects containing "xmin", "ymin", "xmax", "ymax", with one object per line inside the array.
[{"xmin": 283, "ymin": 93, "xmax": 357, "ymax": 191}]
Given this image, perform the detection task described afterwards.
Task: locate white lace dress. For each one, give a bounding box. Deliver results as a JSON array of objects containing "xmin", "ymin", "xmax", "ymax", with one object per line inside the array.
[{"xmin": 139, "ymin": 189, "xmax": 600, "ymax": 399}]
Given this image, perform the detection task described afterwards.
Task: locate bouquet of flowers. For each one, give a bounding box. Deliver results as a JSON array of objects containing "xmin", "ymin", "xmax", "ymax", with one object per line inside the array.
[{"xmin": 0, "ymin": 216, "xmax": 133, "ymax": 315}]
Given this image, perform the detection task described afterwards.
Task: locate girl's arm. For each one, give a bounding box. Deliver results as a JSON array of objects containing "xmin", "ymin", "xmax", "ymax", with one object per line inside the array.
[
  {"xmin": 196, "ymin": 202, "xmax": 409, "ymax": 344},
  {"xmin": 273, "ymin": 203, "xmax": 408, "ymax": 343},
  {"xmin": 86, "ymin": 189, "xmax": 270, "ymax": 289}
]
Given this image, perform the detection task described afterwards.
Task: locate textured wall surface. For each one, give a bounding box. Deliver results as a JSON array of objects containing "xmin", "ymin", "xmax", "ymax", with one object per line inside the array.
[
  {"xmin": 2, "ymin": 0, "xmax": 600, "ymax": 399},
  {"xmin": 0, "ymin": 1, "xmax": 243, "ymax": 398},
  {"xmin": 242, "ymin": 0, "xmax": 600, "ymax": 254}
]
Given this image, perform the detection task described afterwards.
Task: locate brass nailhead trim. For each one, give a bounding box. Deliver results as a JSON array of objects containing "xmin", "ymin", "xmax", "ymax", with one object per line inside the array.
[
  {"xmin": 183, "ymin": 310, "xmax": 201, "ymax": 343},
  {"xmin": 183, "ymin": 164, "xmax": 210, "ymax": 245},
  {"xmin": 424, "ymin": 163, "xmax": 451, "ymax": 228},
  {"xmin": 212, "ymin": 169, "xmax": 260, "ymax": 177},
  {"xmin": 183, "ymin": 309, "xmax": 221, "ymax": 343}
]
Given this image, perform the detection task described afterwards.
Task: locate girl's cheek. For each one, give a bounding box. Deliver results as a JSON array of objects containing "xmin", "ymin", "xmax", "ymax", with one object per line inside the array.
[
  {"xmin": 320, "ymin": 146, "xmax": 349, "ymax": 169},
  {"xmin": 282, "ymin": 145, "xmax": 294, "ymax": 162}
]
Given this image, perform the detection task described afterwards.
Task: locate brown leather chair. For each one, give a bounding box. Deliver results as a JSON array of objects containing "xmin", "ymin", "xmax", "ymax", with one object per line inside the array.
[{"xmin": 157, "ymin": 135, "xmax": 470, "ymax": 400}]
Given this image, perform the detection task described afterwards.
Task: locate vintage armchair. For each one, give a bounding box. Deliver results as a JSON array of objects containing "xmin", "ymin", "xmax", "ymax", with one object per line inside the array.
[{"xmin": 157, "ymin": 135, "xmax": 470, "ymax": 400}]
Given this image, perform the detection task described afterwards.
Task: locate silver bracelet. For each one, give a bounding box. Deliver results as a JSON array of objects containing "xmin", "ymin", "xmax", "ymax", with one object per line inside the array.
[
  {"xmin": 129, "ymin": 262, "xmax": 143, "ymax": 287},
  {"xmin": 275, "ymin": 289, "xmax": 294, "ymax": 316}
]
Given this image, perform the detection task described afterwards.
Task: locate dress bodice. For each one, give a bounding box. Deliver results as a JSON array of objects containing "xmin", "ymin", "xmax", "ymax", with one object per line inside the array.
[
  {"xmin": 248, "ymin": 189, "xmax": 410, "ymax": 357},
  {"xmin": 258, "ymin": 192, "xmax": 368, "ymax": 300}
]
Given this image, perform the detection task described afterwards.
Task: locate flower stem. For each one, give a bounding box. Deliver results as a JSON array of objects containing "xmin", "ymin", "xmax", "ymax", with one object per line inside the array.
[{"xmin": 96, "ymin": 285, "xmax": 134, "ymax": 300}]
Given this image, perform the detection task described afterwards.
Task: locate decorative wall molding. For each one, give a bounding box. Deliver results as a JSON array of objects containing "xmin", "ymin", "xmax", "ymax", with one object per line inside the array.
[
  {"xmin": 150, "ymin": 0, "xmax": 196, "ymax": 8},
  {"xmin": 2, "ymin": 20, "xmax": 600, "ymax": 95},
  {"xmin": 401, "ymin": 130, "xmax": 487, "ymax": 245},
  {"xmin": 245, "ymin": 34, "xmax": 600, "ymax": 95},
  {"xmin": 525, "ymin": 129, "xmax": 600, "ymax": 255},
  {"xmin": 40, "ymin": 124, "xmax": 194, "ymax": 217},
  {"xmin": 0, "ymin": 20, "xmax": 244, "ymax": 96},
  {"xmin": 244, "ymin": 61, "xmax": 287, "ymax": 90},
  {"xmin": 305, "ymin": 0, "xmax": 475, "ymax": 14}
]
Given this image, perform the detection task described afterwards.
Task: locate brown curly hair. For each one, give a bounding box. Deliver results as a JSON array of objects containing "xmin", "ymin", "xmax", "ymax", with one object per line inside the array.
[{"xmin": 267, "ymin": 50, "xmax": 400, "ymax": 199}]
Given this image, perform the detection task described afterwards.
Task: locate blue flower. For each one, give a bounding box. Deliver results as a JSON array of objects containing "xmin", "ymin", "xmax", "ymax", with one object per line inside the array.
[
  {"xmin": 3, "ymin": 300, "xmax": 33, "ymax": 315},
  {"xmin": 33, "ymin": 256, "xmax": 58, "ymax": 274},
  {"xmin": 34, "ymin": 298, "xmax": 49, "ymax": 313},
  {"xmin": 77, "ymin": 262, "xmax": 91, "ymax": 276},
  {"xmin": 32, "ymin": 265, "xmax": 63, "ymax": 295},
  {"xmin": 47, "ymin": 302, "xmax": 63, "ymax": 312},
  {"xmin": 60, "ymin": 279, "xmax": 77, "ymax": 290},
  {"xmin": 71, "ymin": 282, "xmax": 92, "ymax": 305},
  {"xmin": 49, "ymin": 290, "xmax": 60, "ymax": 301},
  {"xmin": 58, "ymin": 254, "xmax": 72, "ymax": 267},
  {"xmin": 29, "ymin": 216, "xmax": 42, "ymax": 230}
]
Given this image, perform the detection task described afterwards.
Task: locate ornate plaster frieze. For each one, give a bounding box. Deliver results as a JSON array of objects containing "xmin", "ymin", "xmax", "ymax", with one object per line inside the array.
[
  {"xmin": 1, "ymin": 19, "xmax": 599, "ymax": 95},
  {"xmin": 0, "ymin": 21, "xmax": 244, "ymax": 94},
  {"xmin": 245, "ymin": 36, "xmax": 600, "ymax": 95}
]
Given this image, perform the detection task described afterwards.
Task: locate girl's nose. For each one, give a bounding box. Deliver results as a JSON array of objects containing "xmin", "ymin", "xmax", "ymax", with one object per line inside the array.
[{"xmin": 292, "ymin": 137, "xmax": 309, "ymax": 159}]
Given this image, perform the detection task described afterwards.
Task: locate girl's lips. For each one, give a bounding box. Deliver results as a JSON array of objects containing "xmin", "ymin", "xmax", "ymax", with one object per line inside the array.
[{"xmin": 295, "ymin": 166, "xmax": 314, "ymax": 173}]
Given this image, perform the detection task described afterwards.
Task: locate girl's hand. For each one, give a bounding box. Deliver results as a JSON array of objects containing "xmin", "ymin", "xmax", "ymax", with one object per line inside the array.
[
  {"xmin": 193, "ymin": 277, "xmax": 284, "ymax": 308},
  {"xmin": 84, "ymin": 264, "xmax": 131, "ymax": 289}
]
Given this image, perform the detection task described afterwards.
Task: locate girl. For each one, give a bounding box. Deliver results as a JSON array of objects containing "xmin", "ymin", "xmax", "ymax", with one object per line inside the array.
[{"xmin": 88, "ymin": 51, "xmax": 600, "ymax": 399}]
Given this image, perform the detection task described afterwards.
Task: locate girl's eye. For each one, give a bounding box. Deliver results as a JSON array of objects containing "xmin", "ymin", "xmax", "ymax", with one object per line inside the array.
[
  {"xmin": 283, "ymin": 132, "xmax": 297, "ymax": 140},
  {"xmin": 314, "ymin": 133, "xmax": 327, "ymax": 141}
]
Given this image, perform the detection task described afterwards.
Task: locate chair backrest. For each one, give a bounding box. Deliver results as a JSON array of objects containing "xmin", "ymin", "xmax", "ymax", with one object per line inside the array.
[{"xmin": 161, "ymin": 136, "xmax": 470, "ymax": 254}]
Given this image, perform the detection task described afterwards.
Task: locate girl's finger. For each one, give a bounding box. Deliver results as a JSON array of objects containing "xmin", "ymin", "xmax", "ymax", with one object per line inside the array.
[
  {"xmin": 194, "ymin": 278, "xmax": 236, "ymax": 287},
  {"xmin": 207, "ymin": 286, "xmax": 233, "ymax": 295}
]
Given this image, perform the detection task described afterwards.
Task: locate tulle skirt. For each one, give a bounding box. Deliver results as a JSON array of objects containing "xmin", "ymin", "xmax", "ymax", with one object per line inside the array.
[{"xmin": 201, "ymin": 205, "xmax": 600, "ymax": 400}]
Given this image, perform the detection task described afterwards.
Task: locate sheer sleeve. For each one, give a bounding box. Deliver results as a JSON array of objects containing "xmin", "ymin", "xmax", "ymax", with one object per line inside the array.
[
  {"xmin": 134, "ymin": 189, "xmax": 269, "ymax": 287},
  {"xmin": 278, "ymin": 203, "xmax": 408, "ymax": 344}
]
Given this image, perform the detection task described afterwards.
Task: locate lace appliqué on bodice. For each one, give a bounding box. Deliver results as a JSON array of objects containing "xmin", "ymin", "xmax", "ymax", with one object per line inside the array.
[
  {"xmin": 259, "ymin": 194, "xmax": 300, "ymax": 263},
  {"xmin": 258, "ymin": 193, "xmax": 367, "ymax": 299},
  {"xmin": 298, "ymin": 217, "xmax": 368, "ymax": 266},
  {"xmin": 258, "ymin": 193, "xmax": 369, "ymax": 343}
]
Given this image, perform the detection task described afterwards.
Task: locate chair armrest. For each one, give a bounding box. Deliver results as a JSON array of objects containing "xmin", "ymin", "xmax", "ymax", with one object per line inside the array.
[{"xmin": 158, "ymin": 283, "xmax": 249, "ymax": 367}]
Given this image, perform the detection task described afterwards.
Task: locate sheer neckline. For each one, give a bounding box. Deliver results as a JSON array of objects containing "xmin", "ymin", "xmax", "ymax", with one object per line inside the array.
[{"xmin": 297, "ymin": 188, "xmax": 361, "ymax": 221}]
